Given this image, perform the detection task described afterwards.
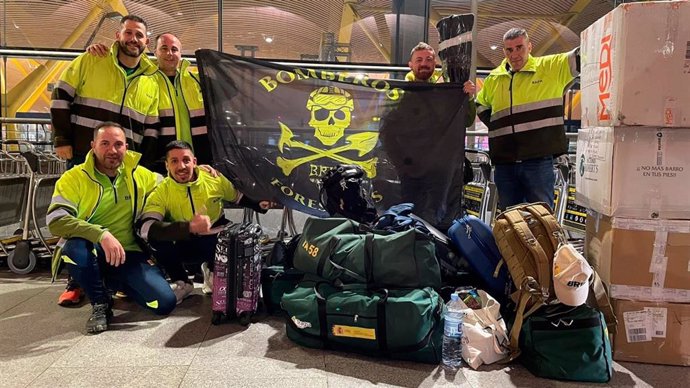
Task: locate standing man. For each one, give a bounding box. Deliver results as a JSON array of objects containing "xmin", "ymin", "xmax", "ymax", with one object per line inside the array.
[
  {"xmin": 137, "ymin": 141, "xmax": 269, "ymax": 301},
  {"xmin": 475, "ymin": 28, "xmax": 579, "ymax": 209},
  {"xmin": 51, "ymin": 15, "xmax": 160, "ymax": 306},
  {"xmin": 46, "ymin": 122, "xmax": 176, "ymax": 334},
  {"xmin": 51, "ymin": 15, "xmax": 160, "ymax": 168},
  {"xmin": 88, "ymin": 32, "xmax": 212, "ymax": 171},
  {"xmin": 388, "ymin": 42, "xmax": 475, "ymax": 231}
]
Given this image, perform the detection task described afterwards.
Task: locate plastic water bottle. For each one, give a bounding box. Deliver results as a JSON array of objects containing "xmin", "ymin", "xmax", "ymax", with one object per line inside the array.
[{"xmin": 442, "ymin": 293, "xmax": 464, "ymax": 369}]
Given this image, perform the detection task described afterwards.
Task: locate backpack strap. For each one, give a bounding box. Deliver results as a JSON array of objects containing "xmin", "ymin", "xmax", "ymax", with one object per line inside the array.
[
  {"xmin": 503, "ymin": 210, "xmax": 552, "ymax": 296},
  {"xmin": 589, "ymin": 269, "xmax": 618, "ymax": 334},
  {"xmin": 504, "ymin": 276, "xmax": 547, "ymax": 361},
  {"xmin": 524, "ymin": 203, "xmax": 561, "ymax": 253}
]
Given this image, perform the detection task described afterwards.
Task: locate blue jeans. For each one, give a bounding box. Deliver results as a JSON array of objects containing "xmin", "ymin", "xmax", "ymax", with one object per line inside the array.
[
  {"xmin": 150, "ymin": 234, "xmax": 219, "ymax": 283},
  {"xmin": 494, "ymin": 156, "xmax": 555, "ymax": 210},
  {"xmin": 62, "ymin": 238, "xmax": 176, "ymax": 315}
]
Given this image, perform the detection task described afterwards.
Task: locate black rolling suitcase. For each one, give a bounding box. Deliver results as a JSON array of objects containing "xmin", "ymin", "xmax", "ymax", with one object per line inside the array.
[{"xmin": 211, "ymin": 222, "xmax": 263, "ymax": 325}]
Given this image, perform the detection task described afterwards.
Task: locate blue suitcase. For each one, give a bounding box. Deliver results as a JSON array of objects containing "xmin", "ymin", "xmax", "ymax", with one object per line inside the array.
[{"xmin": 447, "ymin": 215, "xmax": 511, "ymax": 304}]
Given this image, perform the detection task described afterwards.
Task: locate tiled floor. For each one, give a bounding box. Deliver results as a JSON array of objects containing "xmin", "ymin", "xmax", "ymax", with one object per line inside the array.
[{"xmin": 1, "ymin": 271, "xmax": 688, "ymax": 388}]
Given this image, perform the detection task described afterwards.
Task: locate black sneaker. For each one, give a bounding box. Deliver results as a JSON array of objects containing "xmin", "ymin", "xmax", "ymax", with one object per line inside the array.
[{"xmin": 86, "ymin": 303, "xmax": 113, "ymax": 334}]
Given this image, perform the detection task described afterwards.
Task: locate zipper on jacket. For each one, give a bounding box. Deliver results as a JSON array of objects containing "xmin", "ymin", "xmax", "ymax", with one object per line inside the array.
[
  {"xmin": 118, "ymin": 74, "xmax": 144, "ymax": 115},
  {"xmin": 111, "ymin": 175, "xmax": 119, "ymax": 204},
  {"xmin": 81, "ymin": 169, "xmax": 104, "ymax": 222},
  {"xmin": 131, "ymin": 167, "xmax": 139, "ymax": 218},
  {"xmin": 509, "ymin": 72, "xmax": 515, "ymax": 134},
  {"xmin": 161, "ymin": 71, "xmax": 177, "ymax": 129},
  {"xmin": 187, "ymin": 187, "xmax": 196, "ymax": 214}
]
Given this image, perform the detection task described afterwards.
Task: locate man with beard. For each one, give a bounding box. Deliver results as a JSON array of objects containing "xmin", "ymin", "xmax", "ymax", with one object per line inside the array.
[
  {"xmin": 382, "ymin": 42, "xmax": 475, "ymax": 231},
  {"xmin": 137, "ymin": 141, "xmax": 270, "ymax": 302},
  {"xmin": 46, "ymin": 123, "xmax": 176, "ymax": 334},
  {"xmin": 51, "ymin": 15, "xmax": 160, "ymax": 306},
  {"xmin": 88, "ymin": 33, "xmax": 211, "ymax": 170},
  {"xmin": 51, "ymin": 14, "xmax": 159, "ymax": 169}
]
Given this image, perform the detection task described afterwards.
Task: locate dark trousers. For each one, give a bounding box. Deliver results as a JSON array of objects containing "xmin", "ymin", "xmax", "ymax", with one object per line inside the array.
[
  {"xmin": 62, "ymin": 238, "xmax": 176, "ymax": 315},
  {"xmin": 494, "ymin": 156, "xmax": 555, "ymax": 210},
  {"xmin": 150, "ymin": 234, "xmax": 219, "ymax": 284}
]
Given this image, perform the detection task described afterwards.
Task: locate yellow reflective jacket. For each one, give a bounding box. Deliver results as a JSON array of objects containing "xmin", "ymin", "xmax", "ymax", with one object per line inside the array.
[
  {"xmin": 138, "ymin": 168, "xmax": 240, "ymax": 241},
  {"xmin": 46, "ymin": 150, "xmax": 160, "ymax": 279},
  {"xmin": 155, "ymin": 59, "xmax": 212, "ymax": 164},
  {"xmin": 475, "ymin": 49, "xmax": 579, "ymax": 164},
  {"xmin": 50, "ymin": 43, "xmax": 160, "ymax": 166}
]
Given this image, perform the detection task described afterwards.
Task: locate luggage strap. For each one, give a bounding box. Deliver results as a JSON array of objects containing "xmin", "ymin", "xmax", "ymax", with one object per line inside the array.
[{"xmin": 590, "ymin": 270, "xmax": 618, "ymax": 334}]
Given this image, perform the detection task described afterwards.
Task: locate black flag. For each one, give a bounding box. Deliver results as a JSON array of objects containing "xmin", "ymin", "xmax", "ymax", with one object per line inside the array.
[{"xmin": 195, "ymin": 50, "xmax": 468, "ymax": 230}]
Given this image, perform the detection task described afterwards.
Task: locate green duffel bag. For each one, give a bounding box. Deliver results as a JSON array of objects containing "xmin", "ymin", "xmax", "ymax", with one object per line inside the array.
[
  {"xmin": 293, "ymin": 217, "xmax": 441, "ymax": 290},
  {"xmin": 261, "ymin": 266, "xmax": 306, "ymax": 315},
  {"xmin": 519, "ymin": 304, "xmax": 613, "ymax": 383},
  {"xmin": 282, "ymin": 283, "xmax": 445, "ymax": 364}
]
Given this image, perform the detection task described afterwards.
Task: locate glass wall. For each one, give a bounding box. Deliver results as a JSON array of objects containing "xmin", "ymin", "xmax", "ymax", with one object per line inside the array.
[{"xmin": 1, "ymin": 0, "xmax": 613, "ymax": 132}]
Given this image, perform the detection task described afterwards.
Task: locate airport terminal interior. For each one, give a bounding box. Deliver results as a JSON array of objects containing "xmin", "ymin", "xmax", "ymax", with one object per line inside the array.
[{"xmin": 1, "ymin": 0, "xmax": 690, "ymax": 387}]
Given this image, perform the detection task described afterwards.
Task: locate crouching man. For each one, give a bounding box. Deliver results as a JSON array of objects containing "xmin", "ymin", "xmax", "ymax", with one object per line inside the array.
[
  {"xmin": 137, "ymin": 140, "xmax": 270, "ymax": 304},
  {"xmin": 47, "ymin": 122, "xmax": 176, "ymax": 334}
]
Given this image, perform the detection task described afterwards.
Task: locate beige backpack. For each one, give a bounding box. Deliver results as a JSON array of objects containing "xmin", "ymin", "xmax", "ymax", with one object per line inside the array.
[
  {"xmin": 492, "ymin": 202, "xmax": 617, "ymax": 360},
  {"xmin": 492, "ymin": 203, "xmax": 564, "ymax": 359}
]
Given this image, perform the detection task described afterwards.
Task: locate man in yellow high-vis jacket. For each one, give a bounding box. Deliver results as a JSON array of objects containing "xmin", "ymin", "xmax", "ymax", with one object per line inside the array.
[
  {"xmin": 46, "ymin": 122, "xmax": 176, "ymax": 334},
  {"xmin": 476, "ymin": 28, "xmax": 579, "ymax": 210},
  {"xmin": 88, "ymin": 33, "xmax": 212, "ymax": 171}
]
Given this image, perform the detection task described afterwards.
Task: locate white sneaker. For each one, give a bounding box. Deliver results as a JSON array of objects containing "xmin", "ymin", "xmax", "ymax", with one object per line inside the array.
[
  {"xmin": 201, "ymin": 262, "xmax": 213, "ymax": 295},
  {"xmin": 170, "ymin": 281, "xmax": 194, "ymax": 305}
]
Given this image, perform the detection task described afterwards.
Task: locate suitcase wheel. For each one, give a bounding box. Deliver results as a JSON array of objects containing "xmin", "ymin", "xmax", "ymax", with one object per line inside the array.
[
  {"xmin": 211, "ymin": 312, "xmax": 223, "ymax": 325},
  {"xmin": 238, "ymin": 312, "xmax": 252, "ymax": 326}
]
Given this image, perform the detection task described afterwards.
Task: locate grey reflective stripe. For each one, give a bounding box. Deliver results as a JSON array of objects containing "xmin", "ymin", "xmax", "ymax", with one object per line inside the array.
[
  {"xmin": 155, "ymin": 173, "xmax": 164, "ymax": 184},
  {"xmin": 120, "ymin": 106, "xmax": 150, "ymax": 126},
  {"xmin": 56, "ymin": 80, "xmax": 76, "ymax": 97},
  {"xmin": 161, "ymin": 127, "xmax": 176, "ymax": 136},
  {"xmin": 189, "ymin": 108, "xmax": 205, "ymax": 117},
  {"xmin": 74, "ymin": 96, "xmax": 120, "ymax": 115},
  {"xmin": 490, "ymin": 98, "xmax": 563, "ymax": 122},
  {"xmin": 568, "ymin": 48, "xmax": 580, "ymax": 77},
  {"xmin": 46, "ymin": 208, "xmax": 72, "ymax": 225},
  {"xmin": 73, "ymin": 117, "xmax": 143, "ymax": 143},
  {"xmin": 50, "ymin": 100, "xmax": 70, "ymax": 109},
  {"xmin": 143, "ymin": 128, "xmax": 158, "ymax": 138},
  {"xmin": 489, "ymin": 117, "xmax": 565, "ymax": 139},
  {"xmin": 476, "ymin": 104, "xmax": 490, "ymax": 114},
  {"xmin": 52, "ymin": 195, "xmax": 77, "ymax": 209},
  {"xmin": 141, "ymin": 212, "xmax": 164, "ymax": 221},
  {"xmin": 139, "ymin": 219, "xmax": 156, "ymax": 241},
  {"xmin": 191, "ymin": 126, "xmax": 208, "ymax": 135},
  {"xmin": 159, "ymin": 109, "xmax": 174, "ymax": 116},
  {"xmin": 144, "ymin": 116, "xmax": 158, "ymax": 125}
]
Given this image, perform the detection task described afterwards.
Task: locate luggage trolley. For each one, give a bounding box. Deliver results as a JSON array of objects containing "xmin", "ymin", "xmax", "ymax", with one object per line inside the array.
[
  {"xmin": 1, "ymin": 140, "xmax": 65, "ymax": 274},
  {"xmin": 462, "ymin": 149, "xmax": 498, "ymax": 225}
]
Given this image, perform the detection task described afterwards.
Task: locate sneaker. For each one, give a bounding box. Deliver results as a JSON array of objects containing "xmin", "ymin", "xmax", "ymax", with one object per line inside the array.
[
  {"xmin": 171, "ymin": 280, "xmax": 194, "ymax": 304},
  {"xmin": 86, "ymin": 303, "xmax": 112, "ymax": 334},
  {"xmin": 114, "ymin": 291, "xmax": 128, "ymax": 299},
  {"xmin": 58, "ymin": 279, "xmax": 83, "ymax": 306},
  {"xmin": 201, "ymin": 262, "xmax": 213, "ymax": 295}
]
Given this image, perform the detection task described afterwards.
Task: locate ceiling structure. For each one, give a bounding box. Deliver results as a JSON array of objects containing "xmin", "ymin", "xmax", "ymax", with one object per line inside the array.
[{"xmin": 1, "ymin": 0, "xmax": 615, "ymax": 115}]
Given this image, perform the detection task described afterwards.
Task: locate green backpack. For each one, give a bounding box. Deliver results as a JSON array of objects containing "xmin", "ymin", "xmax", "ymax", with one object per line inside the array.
[
  {"xmin": 293, "ymin": 217, "xmax": 441, "ymax": 290},
  {"xmin": 519, "ymin": 304, "xmax": 613, "ymax": 383},
  {"xmin": 282, "ymin": 283, "xmax": 445, "ymax": 364}
]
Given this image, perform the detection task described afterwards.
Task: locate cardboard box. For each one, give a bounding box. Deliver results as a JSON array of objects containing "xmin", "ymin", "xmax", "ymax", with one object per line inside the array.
[
  {"xmin": 586, "ymin": 213, "xmax": 690, "ymax": 303},
  {"xmin": 580, "ymin": 1, "xmax": 690, "ymax": 127},
  {"xmin": 575, "ymin": 127, "xmax": 690, "ymax": 219},
  {"xmin": 613, "ymin": 299, "xmax": 690, "ymax": 366}
]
